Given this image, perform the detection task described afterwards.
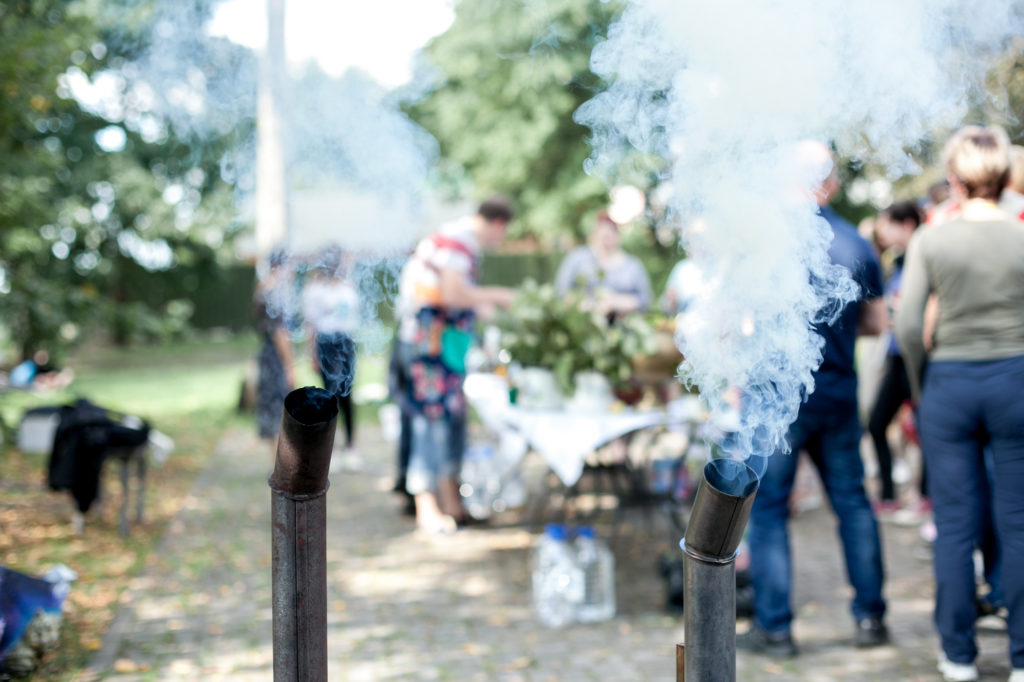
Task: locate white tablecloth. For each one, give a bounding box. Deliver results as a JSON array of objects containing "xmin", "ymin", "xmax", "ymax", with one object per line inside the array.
[{"xmin": 463, "ymin": 373, "xmax": 669, "ymax": 486}]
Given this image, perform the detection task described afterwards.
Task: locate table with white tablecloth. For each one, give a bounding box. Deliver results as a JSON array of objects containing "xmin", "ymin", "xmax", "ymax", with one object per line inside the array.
[{"xmin": 463, "ymin": 373, "xmax": 673, "ymax": 486}]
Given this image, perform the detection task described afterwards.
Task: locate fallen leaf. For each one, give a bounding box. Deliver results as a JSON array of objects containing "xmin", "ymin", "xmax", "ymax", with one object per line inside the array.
[
  {"xmin": 504, "ymin": 657, "xmax": 533, "ymax": 670},
  {"xmin": 113, "ymin": 659, "xmax": 138, "ymax": 673}
]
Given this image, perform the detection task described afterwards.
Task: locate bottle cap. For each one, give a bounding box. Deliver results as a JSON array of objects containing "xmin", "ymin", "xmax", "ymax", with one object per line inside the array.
[{"xmin": 544, "ymin": 523, "xmax": 568, "ymax": 540}]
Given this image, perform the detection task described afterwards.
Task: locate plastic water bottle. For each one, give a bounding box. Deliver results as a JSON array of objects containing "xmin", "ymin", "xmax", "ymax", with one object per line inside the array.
[
  {"xmin": 459, "ymin": 444, "xmax": 496, "ymax": 521},
  {"xmin": 574, "ymin": 526, "xmax": 616, "ymax": 622},
  {"xmin": 532, "ymin": 524, "xmax": 584, "ymax": 628}
]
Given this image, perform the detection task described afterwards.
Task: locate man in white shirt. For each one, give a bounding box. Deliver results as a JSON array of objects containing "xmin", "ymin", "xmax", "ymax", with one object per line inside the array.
[{"xmin": 395, "ymin": 196, "xmax": 516, "ymax": 534}]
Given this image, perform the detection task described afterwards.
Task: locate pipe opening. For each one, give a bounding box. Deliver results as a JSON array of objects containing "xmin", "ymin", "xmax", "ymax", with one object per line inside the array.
[
  {"xmin": 705, "ymin": 457, "xmax": 759, "ymax": 498},
  {"xmin": 284, "ymin": 387, "xmax": 336, "ymax": 426},
  {"xmin": 272, "ymin": 387, "xmax": 338, "ymax": 497},
  {"xmin": 682, "ymin": 459, "xmax": 759, "ymax": 561}
]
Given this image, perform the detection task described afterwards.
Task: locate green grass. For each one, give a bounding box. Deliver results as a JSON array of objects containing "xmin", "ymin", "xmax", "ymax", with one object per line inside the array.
[
  {"xmin": 0, "ymin": 333, "xmax": 390, "ymax": 680},
  {"xmin": 1, "ymin": 333, "xmax": 391, "ymax": 433},
  {"xmin": 1, "ymin": 335, "xmax": 255, "ymax": 428}
]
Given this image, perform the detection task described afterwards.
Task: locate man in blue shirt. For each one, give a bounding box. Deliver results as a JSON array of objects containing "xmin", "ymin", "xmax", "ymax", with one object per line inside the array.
[{"xmin": 740, "ymin": 141, "xmax": 889, "ymax": 657}]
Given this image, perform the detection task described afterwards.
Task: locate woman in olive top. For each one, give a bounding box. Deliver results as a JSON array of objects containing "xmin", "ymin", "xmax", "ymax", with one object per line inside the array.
[{"xmin": 895, "ymin": 124, "xmax": 1024, "ymax": 682}]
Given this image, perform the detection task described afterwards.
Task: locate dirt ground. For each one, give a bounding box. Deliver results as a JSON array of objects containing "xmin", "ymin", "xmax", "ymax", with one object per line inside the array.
[{"xmin": 87, "ymin": 424, "xmax": 1014, "ymax": 681}]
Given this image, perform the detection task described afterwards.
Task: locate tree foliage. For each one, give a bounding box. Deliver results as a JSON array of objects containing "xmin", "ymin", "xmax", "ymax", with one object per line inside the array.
[
  {"xmin": 406, "ymin": 0, "xmax": 624, "ymax": 241},
  {"xmin": 1, "ymin": 1, "xmax": 97, "ymax": 355},
  {"xmin": 0, "ymin": 0, "xmax": 255, "ymax": 357},
  {"xmin": 410, "ymin": 2, "xmax": 1024, "ymax": 246}
]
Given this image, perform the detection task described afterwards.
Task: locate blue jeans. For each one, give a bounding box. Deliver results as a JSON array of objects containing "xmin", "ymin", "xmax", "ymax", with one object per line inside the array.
[
  {"xmin": 980, "ymin": 446, "xmax": 1003, "ymax": 609},
  {"xmin": 405, "ymin": 415, "xmax": 459, "ymax": 495},
  {"xmin": 395, "ymin": 340, "xmax": 466, "ymax": 496},
  {"xmin": 919, "ymin": 357, "xmax": 1024, "ymax": 667},
  {"xmin": 748, "ymin": 403, "xmax": 886, "ymax": 634}
]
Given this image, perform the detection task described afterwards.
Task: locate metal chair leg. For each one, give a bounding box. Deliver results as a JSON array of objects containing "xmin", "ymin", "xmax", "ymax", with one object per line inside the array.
[
  {"xmin": 135, "ymin": 450, "xmax": 147, "ymax": 524},
  {"xmin": 119, "ymin": 458, "xmax": 130, "ymax": 537}
]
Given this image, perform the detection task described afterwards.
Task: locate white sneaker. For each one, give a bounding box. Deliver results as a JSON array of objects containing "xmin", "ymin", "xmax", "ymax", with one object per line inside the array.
[
  {"xmin": 938, "ymin": 657, "xmax": 978, "ymax": 682},
  {"xmin": 1009, "ymin": 668, "xmax": 1024, "ymax": 682},
  {"xmin": 329, "ymin": 446, "xmax": 362, "ymax": 473}
]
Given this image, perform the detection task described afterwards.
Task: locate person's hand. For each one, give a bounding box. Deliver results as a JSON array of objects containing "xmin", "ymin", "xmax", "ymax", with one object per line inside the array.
[
  {"xmin": 603, "ymin": 292, "xmax": 640, "ymax": 316},
  {"xmin": 285, "ymin": 366, "xmax": 297, "ymax": 390},
  {"xmin": 923, "ymin": 294, "xmax": 939, "ymax": 352},
  {"xmin": 475, "ymin": 302, "xmax": 498, "ymax": 320},
  {"xmin": 492, "ymin": 287, "xmax": 516, "ymax": 309}
]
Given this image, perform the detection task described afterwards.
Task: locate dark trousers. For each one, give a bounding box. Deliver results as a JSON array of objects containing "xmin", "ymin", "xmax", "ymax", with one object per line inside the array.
[
  {"xmin": 867, "ymin": 354, "xmax": 912, "ymax": 501},
  {"xmin": 748, "ymin": 403, "xmax": 886, "ymax": 634},
  {"xmin": 398, "ymin": 409, "xmax": 412, "ymax": 479},
  {"xmin": 980, "ymin": 446, "xmax": 1003, "ymax": 607},
  {"xmin": 336, "ymin": 392, "xmax": 354, "ymax": 447},
  {"xmin": 316, "ymin": 332, "xmax": 356, "ymax": 447},
  {"xmin": 317, "ymin": 358, "xmax": 355, "ymax": 447},
  {"xmin": 919, "ymin": 356, "xmax": 1024, "ymax": 667}
]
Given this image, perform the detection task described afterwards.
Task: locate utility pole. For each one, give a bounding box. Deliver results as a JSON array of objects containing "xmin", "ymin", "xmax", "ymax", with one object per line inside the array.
[{"xmin": 256, "ymin": 0, "xmax": 288, "ymax": 261}]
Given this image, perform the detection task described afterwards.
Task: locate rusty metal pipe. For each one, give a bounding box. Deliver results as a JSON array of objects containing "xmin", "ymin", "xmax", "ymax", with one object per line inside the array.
[
  {"xmin": 270, "ymin": 387, "xmax": 337, "ymax": 682},
  {"xmin": 678, "ymin": 458, "xmax": 759, "ymax": 682}
]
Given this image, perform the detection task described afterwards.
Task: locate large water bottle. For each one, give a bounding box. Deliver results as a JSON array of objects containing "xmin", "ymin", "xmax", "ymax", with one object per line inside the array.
[
  {"xmin": 532, "ymin": 524, "xmax": 584, "ymax": 628},
  {"xmin": 574, "ymin": 526, "xmax": 616, "ymax": 622},
  {"xmin": 459, "ymin": 443, "xmax": 496, "ymax": 521}
]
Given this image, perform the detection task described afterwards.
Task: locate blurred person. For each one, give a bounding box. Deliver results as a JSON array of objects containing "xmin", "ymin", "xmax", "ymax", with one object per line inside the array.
[
  {"xmin": 858, "ymin": 215, "xmax": 885, "ymax": 259},
  {"xmin": 388, "ymin": 339, "xmax": 416, "ymax": 515},
  {"xmin": 919, "ymin": 142, "xmax": 1012, "ymax": 626},
  {"xmin": 558, "ymin": 210, "xmax": 653, "ymax": 466},
  {"xmin": 895, "ymin": 124, "xmax": 1024, "ymax": 682},
  {"xmin": 388, "ymin": 330, "xmax": 467, "ymax": 520},
  {"xmin": 395, "ymin": 196, "xmax": 517, "ymax": 534},
  {"xmin": 741, "ymin": 140, "xmax": 889, "ymax": 658},
  {"xmin": 927, "ymin": 146, "xmax": 1024, "ymax": 232},
  {"xmin": 8, "ymin": 350, "xmax": 74, "ymax": 391},
  {"xmin": 925, "ymin": 178, "xmax": 956, "ymax": 226},
  {"xmin": 922, "ymin": 148, "xmax": 1024, "ymax": 348},
  {"xmin": 999, "ymin": 144, "xmax": 1024, "ymax": 221},
  {"xmin": 555, "ymin": 210, "xmax": 652, "ymax": 317},
  {"xmin": 253, "ymin": 249, "xmax": 296, "ymax": 446},
  {"xmin": 923, "ymin": 146, "xmax": 1024, "ymax": 353},
  {"xmin": 865, "ymin": 200, "xmax": 924, "ymax": 512},
  {"xmin": 303, "ymin": 245, "xmax": 360, "ymax": 469},
  {"xmin": 662, "ymin": 255, "xmax": 705, "ymax": 317}
]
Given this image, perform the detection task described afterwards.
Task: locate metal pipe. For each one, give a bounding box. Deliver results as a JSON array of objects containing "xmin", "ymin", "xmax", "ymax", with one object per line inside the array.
[
  {"xmin": 270, "ymin": 387, "xmax": 338, "ymax": 682},
  {"xmin": 678, "ymin": 458, "xmax": 759, "ymax": 682}
]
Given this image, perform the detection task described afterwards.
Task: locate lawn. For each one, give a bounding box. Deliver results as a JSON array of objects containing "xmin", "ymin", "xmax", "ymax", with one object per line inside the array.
[{"xmin": 0, "ymin": 333, "xmax": 388, "ymax": 680}]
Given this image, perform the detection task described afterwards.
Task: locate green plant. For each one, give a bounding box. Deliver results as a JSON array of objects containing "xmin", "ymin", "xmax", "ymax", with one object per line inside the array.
[{"xmin": 498, "ymin": 279, "xmax": 658, "ymax": 394}]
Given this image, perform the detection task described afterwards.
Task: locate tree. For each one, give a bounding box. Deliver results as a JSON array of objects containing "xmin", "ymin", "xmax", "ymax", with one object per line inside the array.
[
  {"xmin": 405, "ymin": 0, "xmax": 625, "ymax": 241},
  {"xmin": 0, "ymin": 1, "xmax": 101, "ymax": 356},
  {"xmin": 828, "ymin": 39, "xmax": 1024, "ymax": 221},
  {"xmin": 0, "ymin": 0, "xmax": 256, "ymax": 356}
]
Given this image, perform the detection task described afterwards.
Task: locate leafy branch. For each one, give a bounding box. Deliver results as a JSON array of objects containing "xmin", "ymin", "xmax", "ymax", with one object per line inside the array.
[{"xmin": 497, "ymin": 279, "xmax": 657, "ymax": 394}]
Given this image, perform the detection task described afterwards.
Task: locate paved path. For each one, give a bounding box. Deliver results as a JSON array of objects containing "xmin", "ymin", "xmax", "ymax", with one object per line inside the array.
[{"xmin": 88, "ymin": 423, "xmax": 1014, "ymax": 681}]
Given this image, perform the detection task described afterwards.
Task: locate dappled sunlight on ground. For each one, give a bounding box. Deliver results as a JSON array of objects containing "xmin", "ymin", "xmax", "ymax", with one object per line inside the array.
[{"xmin": 84, "ymin": 420, "xmax": 1016, "ymax": 681}]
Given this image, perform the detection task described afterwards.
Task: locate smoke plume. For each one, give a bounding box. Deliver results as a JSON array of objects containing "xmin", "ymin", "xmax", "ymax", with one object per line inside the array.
[{"xmin": 577, "ymin": 0, "xmax": 1024, "ymax": 472}]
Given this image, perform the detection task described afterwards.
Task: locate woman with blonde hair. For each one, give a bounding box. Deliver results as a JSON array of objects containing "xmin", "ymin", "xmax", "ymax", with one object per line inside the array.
[{"xmin": 896, "ymin": 124, "xmax": 1024, "ymax": 682}]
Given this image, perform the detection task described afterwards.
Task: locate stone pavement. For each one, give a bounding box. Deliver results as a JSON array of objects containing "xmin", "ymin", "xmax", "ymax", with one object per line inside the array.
[{"xmin": 86, "ymin": 422, "xmax": 1015, "ymax": 681}]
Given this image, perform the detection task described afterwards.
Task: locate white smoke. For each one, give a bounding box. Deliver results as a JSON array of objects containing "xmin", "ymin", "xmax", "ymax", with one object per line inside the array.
[
  {"xmin": 287, "ymin": 67, "xmax": 441, "ymax": 246},
  {"xmin": 577, "ymin": 0, "xmax": 1023, "ymax": 471},
  {"xmin": 114, "ymin": 2, "xmax": 447, "ymax": 353}
]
